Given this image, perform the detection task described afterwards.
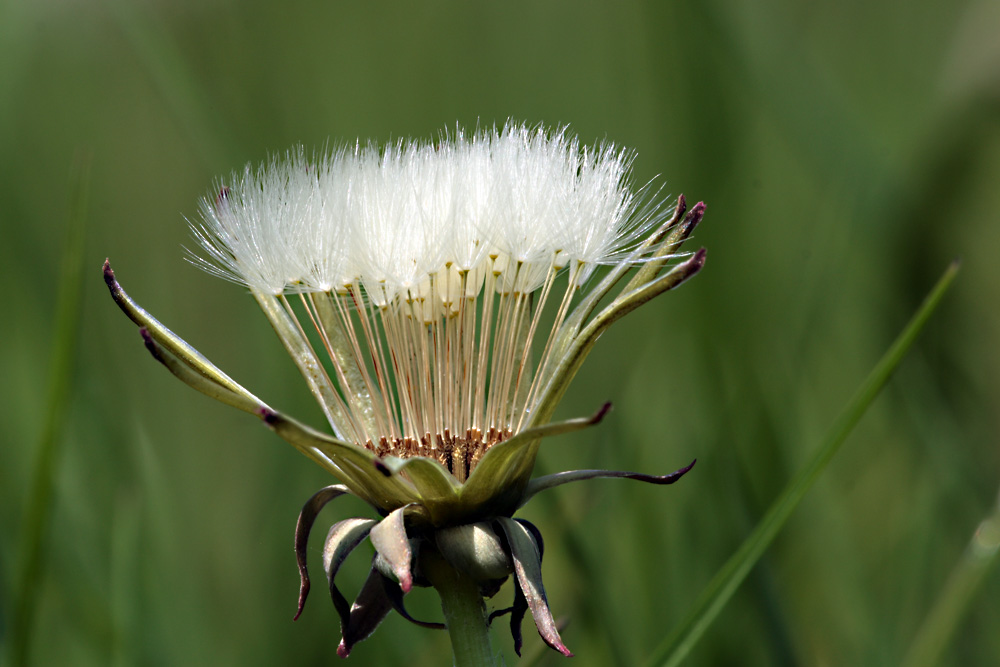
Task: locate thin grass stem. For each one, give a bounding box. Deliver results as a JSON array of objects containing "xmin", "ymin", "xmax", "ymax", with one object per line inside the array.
[{"xmin": 646, "ymin": 259, "xmax": 961, "ymax": 667}]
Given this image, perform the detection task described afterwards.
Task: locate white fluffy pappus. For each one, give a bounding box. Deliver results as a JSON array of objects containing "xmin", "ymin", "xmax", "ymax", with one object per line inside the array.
[
  {"xmin": 190, "ymin": 123, "xmax": 673, "ymax": 301},
  {"xmin": 186, "ymin": 123, "xmax": 691, "ymax": 474}
]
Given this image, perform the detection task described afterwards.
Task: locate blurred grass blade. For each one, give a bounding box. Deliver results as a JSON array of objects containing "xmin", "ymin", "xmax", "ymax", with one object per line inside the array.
[
  {"xmin": 105, "ymin": 0, "xmax": 232, "ymax": 166},
  {"xmin": 902, "ymin": 490, "xmax": 1000, "ymax": 667},
  {"xmin": 6, "ymin": 156, "xmax": 90, "ymax": 666},
  {"xmin": 646, "ymin": 260, "xmax": 961, "ymax": 667}
]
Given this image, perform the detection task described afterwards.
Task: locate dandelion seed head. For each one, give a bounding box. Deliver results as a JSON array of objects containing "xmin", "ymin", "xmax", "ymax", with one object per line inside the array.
[
  {"xmin": 110, "ymin": 122, "xmax": 706, "ymax": 662},
  {"xmin": 188, "ymin": 122, "xmax": 684, "ymax": 479}
]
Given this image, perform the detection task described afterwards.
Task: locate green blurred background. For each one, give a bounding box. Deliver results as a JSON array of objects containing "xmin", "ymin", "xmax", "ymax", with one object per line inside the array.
[{"xmin": 2, "ymin": 0, "xmax": 999, "ymax": 665}]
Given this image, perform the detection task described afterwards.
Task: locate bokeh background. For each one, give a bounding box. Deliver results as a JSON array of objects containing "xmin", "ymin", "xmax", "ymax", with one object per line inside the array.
[{"xmin": 2, "ymin": 0, "xmax": 999, "ymax": 665}]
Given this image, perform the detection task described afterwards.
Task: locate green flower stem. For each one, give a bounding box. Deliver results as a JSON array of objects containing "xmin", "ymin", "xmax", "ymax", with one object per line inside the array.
[{"xmin": 422, "ymin": 549, "xmax": 497, "ymax": 667}]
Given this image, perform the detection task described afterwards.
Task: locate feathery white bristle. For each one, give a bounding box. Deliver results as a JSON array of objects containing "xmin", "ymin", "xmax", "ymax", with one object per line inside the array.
[{"xmin": 190, "ymin": 122, "xmax": 671, "ymax": 298}]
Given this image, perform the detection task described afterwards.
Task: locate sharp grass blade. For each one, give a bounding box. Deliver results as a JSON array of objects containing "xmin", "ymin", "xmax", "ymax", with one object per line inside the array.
[{"xmin": 646, "ymin": 260, "xmax": 961, "ymax": 667}]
